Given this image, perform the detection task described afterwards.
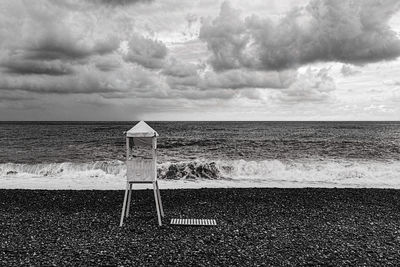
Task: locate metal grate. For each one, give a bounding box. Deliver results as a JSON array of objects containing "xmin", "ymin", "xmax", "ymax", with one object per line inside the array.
[{"xmin": 170, "ymin": 218, "xmax": 217, "ymax": 226}]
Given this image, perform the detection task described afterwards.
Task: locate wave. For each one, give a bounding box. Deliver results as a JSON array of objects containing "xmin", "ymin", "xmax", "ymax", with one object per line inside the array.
[
  {"xmin": 0, "ymin": 160, "xmax": 126, "ymax": 178},
  {"xmin": 157, "ymin": 139, "xmax": 225, "ymax": 149},
  {"xmin": 1, "ymin": 159, "xmax": 400, "ymax": 187}
]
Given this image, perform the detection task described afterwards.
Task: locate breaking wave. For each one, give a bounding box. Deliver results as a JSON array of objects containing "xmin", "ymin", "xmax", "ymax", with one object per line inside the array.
[
  {"xmin": 0, "ymin": 160, "xmax": 126, "ymax": 178},
  {"xmin": 1, "ymin": 159, "xmax": 400, "ymax": 187}
]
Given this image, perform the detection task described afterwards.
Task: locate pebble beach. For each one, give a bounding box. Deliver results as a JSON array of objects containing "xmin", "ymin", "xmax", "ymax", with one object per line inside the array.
[{"xmin": 2, "ymin": 188, "xmax": 400, "ymax": 266}]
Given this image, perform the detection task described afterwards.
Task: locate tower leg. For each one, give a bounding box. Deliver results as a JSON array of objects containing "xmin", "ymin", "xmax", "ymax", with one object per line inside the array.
[
  {"xmin": 126, "ymin": 183, "xmax": 132, "ymax": 217},
  {"xmin": 156, "ymin": 181, "xmax": 164, "ymax": 217},
  {"xmin": 119, "ymin": 182, "xmax": 129, "ymax": 227},
  {"xmin": 153, "ymin": 182, "xmax": 162, "ymax": 226}
]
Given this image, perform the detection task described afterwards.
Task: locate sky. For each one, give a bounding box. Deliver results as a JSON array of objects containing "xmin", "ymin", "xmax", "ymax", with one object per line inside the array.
[{"xmin": 0, "ymin": 0, "xmax": 400, "ymax": 121}]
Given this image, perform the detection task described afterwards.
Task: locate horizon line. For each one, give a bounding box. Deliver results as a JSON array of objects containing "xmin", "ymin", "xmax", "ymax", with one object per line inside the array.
[{"xmin": 1, "ymin": 120, "xmax": 400, "ymax": 122}]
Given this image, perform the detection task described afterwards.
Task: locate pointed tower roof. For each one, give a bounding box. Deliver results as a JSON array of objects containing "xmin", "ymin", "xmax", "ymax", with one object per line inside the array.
[{"xmin": 126, "ymin": 121, "xmax": 159, "ymax": 137}]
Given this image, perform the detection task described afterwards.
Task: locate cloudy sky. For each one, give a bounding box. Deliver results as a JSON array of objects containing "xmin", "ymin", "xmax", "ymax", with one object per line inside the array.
[{"xmin": 0, "ymin": 0, "xmax": 400, "ymax": 120}]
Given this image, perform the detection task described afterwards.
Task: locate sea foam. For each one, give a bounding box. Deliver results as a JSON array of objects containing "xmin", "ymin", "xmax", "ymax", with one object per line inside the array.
[{"xmin": 1, "ymin": 159, "xmax": 399, "ymax": 189}]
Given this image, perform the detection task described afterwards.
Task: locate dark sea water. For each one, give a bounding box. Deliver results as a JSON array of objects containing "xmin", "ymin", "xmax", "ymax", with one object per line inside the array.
[{"xmin": 1, "ymin": 121, "xmax": 400, "ymax": 188}]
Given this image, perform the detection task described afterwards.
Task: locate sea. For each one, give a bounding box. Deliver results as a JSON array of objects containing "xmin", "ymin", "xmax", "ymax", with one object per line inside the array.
[{"xmin": 0, "ymin": 121, "xmax": 400, "ymax": 189}]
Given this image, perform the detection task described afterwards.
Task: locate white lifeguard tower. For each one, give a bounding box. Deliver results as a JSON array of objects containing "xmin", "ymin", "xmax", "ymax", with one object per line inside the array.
[{"xmin": 119, "ymin": 121, "xmax": 164, "ymax": 226}]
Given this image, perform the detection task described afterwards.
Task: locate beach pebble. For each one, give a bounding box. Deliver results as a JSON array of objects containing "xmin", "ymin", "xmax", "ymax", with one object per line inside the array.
[{"xmin": 1, "ymin": 188, "xmax": 400, "ymax": 265}]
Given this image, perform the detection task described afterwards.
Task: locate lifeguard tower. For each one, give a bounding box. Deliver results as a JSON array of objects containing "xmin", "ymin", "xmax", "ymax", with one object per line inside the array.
[{"xmin": 119, "ymin": 121, "xmax": 164, "ymax": 226}]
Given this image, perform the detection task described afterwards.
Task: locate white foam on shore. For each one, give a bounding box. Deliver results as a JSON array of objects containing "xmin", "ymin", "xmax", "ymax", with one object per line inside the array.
[{"xmin": 1, "ymin": 159, "xmax": 400, "ymax": 190}]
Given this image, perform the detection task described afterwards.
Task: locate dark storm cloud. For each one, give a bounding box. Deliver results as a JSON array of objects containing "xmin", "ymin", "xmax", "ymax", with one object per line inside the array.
[
  {"xmin": 0, "ymin": 82, "xmax": 113, "ymax": 95},
  {"xmin": 94, "ymin": 57, "xmax": 122, "ymax": 72},
  {"xmin": 0, "ymin": 59, "xmax": 170, "ymax": 100},
  {"xmin": 162, "ymin": 60, "xmax": 200, "ymax": 88},
  {"xmin": 0, "ymin": 93, "xmax": 34, "ymax": 102},
  {"xmin": 24, "ymin": 36, "xmax": 119, "ymax": 61},
  {"xmin": 96, "ymin": 0, "xmax": 154, "ymax": 6},
  {"xmin": 162, "ymin": 59, "xmax": 297, "ymax": 90},
  {"xmin": 0, "ymin": 71, "xmax": 122, "ymax": 95},
  {"xmin": 53, "ymin": 0, "xmax": 154, "ymax": 10},
  {"xmin": 198, "ymin": 69, "xmax": 295, "ymax": 90},
  {"xmin": 2, "ymin": 60, "xmax": 74, "ymax": 76},
  {"xmin": 95, "ymin": 62, "xmax": 120, "ymax": 72},
  {"xmin": 123, "ymin": 35, "xmax": 168, "ymax": 69},
  {"xmin": 200, "ymin": 0, "xmax": 400, "ymax": 71},
  {"xmin": 177, "ymin": 88, "xmax": 237, "ymax": 100}
]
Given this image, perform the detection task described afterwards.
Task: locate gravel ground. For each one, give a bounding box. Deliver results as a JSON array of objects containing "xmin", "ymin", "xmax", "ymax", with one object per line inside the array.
[{"xmin": 1, "ymin": 188, "xmax": 400, "ymax": 266}]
